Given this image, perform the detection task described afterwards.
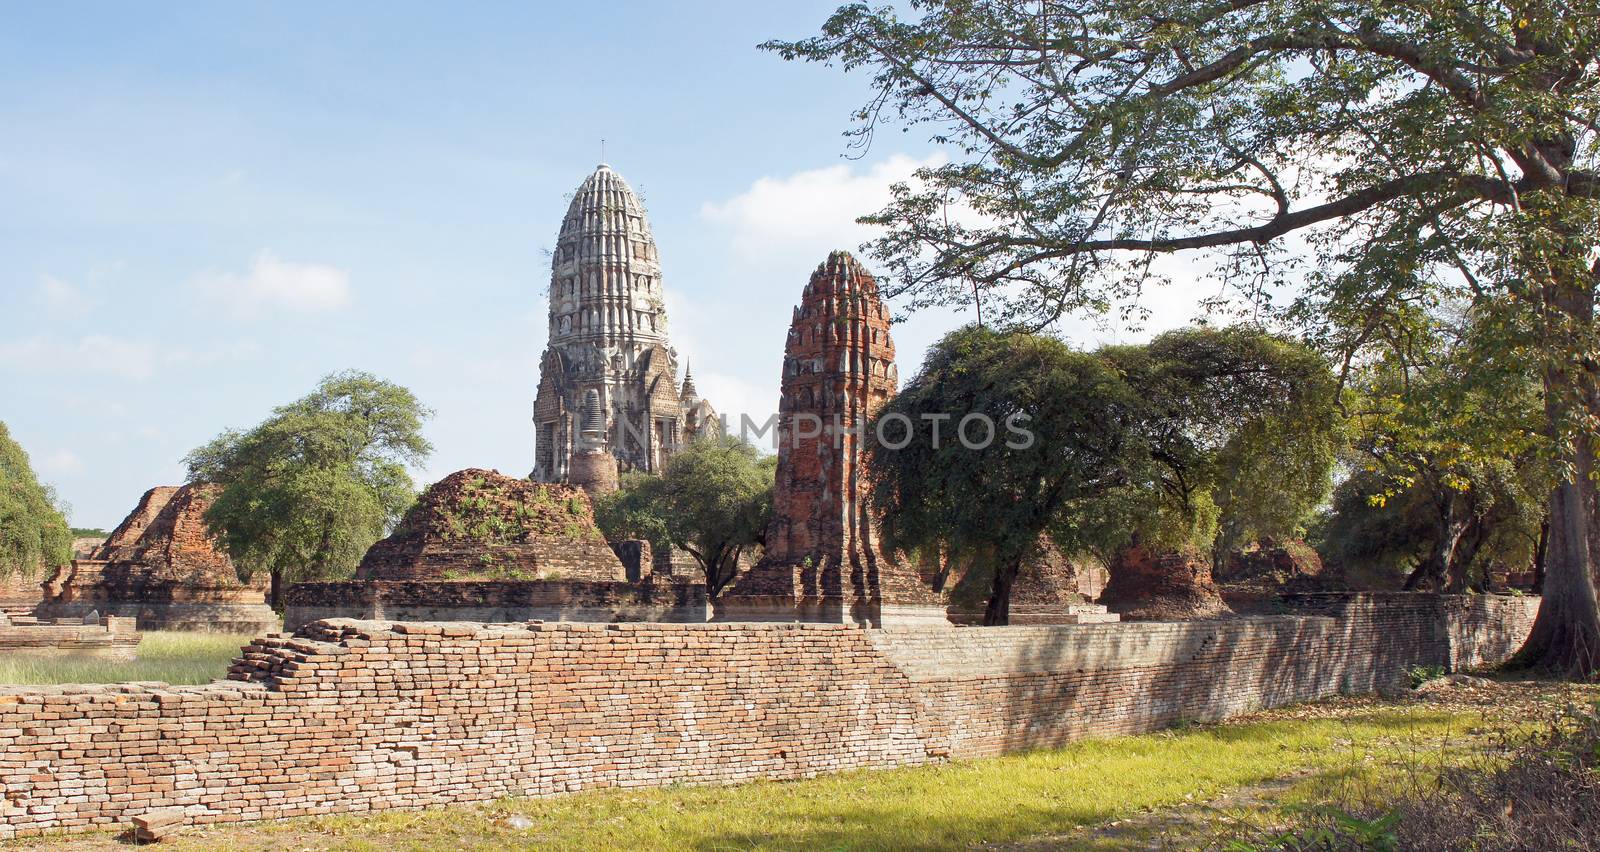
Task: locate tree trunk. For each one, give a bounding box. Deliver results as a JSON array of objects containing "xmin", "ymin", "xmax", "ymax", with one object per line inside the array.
[
  {"xmin": 984, "ymin": 555, "xmax": 1020, "ymax": 626},
  {"xmin": 1514, "ymin": 471, "xmax": 1600, "ymax": 676},
  {"xmin": 1450, "ymin": 515, "xmax": 1488, "ymax": 594},
  {"xmin": 269, "ymin": 568, "xmax": 282, "ymax": 612},
  {"xmin": 1404, "ymin": 495, "xmax": 1468, "ymax": 592},
  {"xmin": 1534, "ymin": 518, "xmax": 1550, "ymax": 592},
  {"xmin": 1512, "ymin": 258, "xmax": 1600, "ymax": 678}
]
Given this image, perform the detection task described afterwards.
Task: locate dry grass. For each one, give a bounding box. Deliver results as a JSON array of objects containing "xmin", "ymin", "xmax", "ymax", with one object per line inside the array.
[{"xmin": 0, "ymin": 631, "xmax": 250, "ymax": 685}]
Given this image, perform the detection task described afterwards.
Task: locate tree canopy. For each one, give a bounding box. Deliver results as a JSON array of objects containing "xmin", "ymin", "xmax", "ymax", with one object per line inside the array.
[
  {"xmin": 1316, "ymin": 308, "xmax": 1550, "ymax": 591},
  {"xmin": 184, "ymin": 371, "xmax": 432, "ymax": 602},
  {"xmin": 0, "ymin": 421, "xmax": 71, "ymax": 581},
  {"xmin": 868, "ymin": 324, "xmax": 1336, "ymax": 624},
  {"xmin": 594, "ymin": 434, "xmax": 775, "ymax": 597},
  {"xmin": 775, "ymin": 0, "xmax": 1600, "ymax": 675},
  {"xmin": 1095, "ymin": 326, "xmax": 1340, "ymax": 566},
  {"xmin": 868, "ymin": 324, "xmax": 1137, "ymax": 624}
]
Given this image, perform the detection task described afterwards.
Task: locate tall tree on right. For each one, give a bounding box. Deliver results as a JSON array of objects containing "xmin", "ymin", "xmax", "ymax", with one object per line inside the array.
[{"xmin": 771, "ymin": 2, "xmax": 1600, "ymax": 675}]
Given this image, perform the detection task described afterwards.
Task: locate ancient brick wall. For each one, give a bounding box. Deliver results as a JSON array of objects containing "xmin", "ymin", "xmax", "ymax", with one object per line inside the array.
[
  {"xmin": 281, "ymin": 578, "xmax": 709, "ymax": 631},
  {"xmin": 0, "ymin": 594, "xmax": 1538, "ymax": 839},
  {"xmin": 1, "ymin": 621, "xmax": 930, "ymax": 838},
  {"xmin": 871, "ymin": 594, "xmax": 1540, "ymax": 758}
]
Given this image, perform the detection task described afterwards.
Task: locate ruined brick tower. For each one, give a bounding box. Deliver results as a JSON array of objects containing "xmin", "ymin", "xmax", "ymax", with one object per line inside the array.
[
  {"xmin": 717, "ymin": 251, "xmax": 944, "ymax": 626},
  {"xmin": 532, "ymin": 164, "xmax": 715, "ymax": 485}
]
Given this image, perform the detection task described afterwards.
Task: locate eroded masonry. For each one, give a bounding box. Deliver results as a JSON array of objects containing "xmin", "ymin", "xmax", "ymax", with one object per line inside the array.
[
  {"xmin": 0, "ymin": 594, "xmax": 1539, "ymax": 838},
  {"xmin": 34, "ymin": 484, "xmax": 276, "ymax": 634}
]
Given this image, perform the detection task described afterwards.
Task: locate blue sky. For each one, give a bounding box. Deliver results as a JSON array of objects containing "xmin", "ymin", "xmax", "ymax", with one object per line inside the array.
[{"xmin": 1, "ymin": 2, "xmax": 1205, "ymax": 528}]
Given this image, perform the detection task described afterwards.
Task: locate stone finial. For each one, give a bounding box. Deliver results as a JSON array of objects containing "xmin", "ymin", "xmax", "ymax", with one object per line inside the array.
[{"xmin": 680, "ymin": 363, "xmax": 699, "ymax": 405}]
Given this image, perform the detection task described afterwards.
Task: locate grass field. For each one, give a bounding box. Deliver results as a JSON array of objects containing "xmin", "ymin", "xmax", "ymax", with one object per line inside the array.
[
  {"xmin": 0, "ymin": 631, "xmax": 250, "ymax": 685},
  {"xmin": 18, "ymin": 681, "xmax": 1595, "ymax": 851}
]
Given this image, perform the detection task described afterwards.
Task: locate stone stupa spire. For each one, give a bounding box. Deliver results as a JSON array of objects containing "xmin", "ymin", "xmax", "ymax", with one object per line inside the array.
[{"xmin": 533, "ymin": 164, "xmax": 706, "ymax": 485}]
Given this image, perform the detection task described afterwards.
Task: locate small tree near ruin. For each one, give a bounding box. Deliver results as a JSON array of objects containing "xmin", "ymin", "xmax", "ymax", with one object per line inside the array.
[
  {"xmin": 184, "ymin": 370, "xmax": 432, "ymax": 606},
  {"xmin": 595, "ymin": 434, "xmax": 774, "ymax": 598}
]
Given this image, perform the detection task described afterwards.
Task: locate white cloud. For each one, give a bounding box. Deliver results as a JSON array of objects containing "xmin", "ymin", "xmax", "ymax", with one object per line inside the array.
[
  {"xmin": 36, "ymin": 275, "xmax": 96, "ymax": 316},
  {"xmin": 0, "ymin": 334, "xmax": 259, "ymax": 381},
  {"xmin": 37, "ymin": 449, "xmax": 84, "ymax": 475},
  {"xmin": 193, "ymin": 250, "xmax": 352, "ymax": 317},
  {"xmin": 0, "ymin": 335, "xmax": 174, "ymax": 380},
  {"xmin": 699, "ymin": 153, "xmax": 946, "ymax": 261}
]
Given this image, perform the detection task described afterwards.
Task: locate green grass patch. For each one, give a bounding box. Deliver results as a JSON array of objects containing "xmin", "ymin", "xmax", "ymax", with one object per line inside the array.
[
  {"xmin": 184, "ymin": 706, "xmax": 1481, "ymax": 851},
  {"xmin": 0, "ymin": 631, "xmax": 250, "ymax": 685}
]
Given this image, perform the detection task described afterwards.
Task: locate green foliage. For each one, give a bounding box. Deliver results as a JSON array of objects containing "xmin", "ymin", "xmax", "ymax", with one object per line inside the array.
[
  {"xmin": 1407, "ymin": 665, "xmax": 1447, "ymax": 689},
  {"xmin": 184, "ymin": 371, "xmax": 432, "ymax": 592},
  {"xmin": 870, "ymin": 324, "xmax": 1338, "ymax": 622},
  {"xmin": 869, "ymin": 325, "xmax": 1139, "ymax": 624},
  {"xmin": 1312, "ymin": 315, "xmax": 1550, "ymax": 590},
  {"xmin": 1096, "ymin": 326, "xmax": 1340, "ymax": 563},
  {"xmin": 768, "ymin": 3, "xmax": 1598, "ymax": 351},
  {"xmin": 595, "ymin": 435, "xmax": 774, "ymax": 596},
  {"xmin": 0, "ymin": 421, "xmax": 72, "ymax": 580},
  {"xmin": 68, "ymin": 528, "xmax": 108, "ymax": 539}
]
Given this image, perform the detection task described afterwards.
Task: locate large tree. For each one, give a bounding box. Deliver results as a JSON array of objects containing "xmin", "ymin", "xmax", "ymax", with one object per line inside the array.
[
  {"xmin": 184, "ymin": 371, "xmax": 432, "ymax": 605},
  {"xmin": 1096, "ymin": 326, "xmax": 1339, "ymax": 569},
  {"xmin": 594, "ymin": 434, "xmax": 775, "ymax": 597},
  {"xmin": 772, "ymin": 2, "xmax": 1600, "ymax": 675},
  {"xmin": 867, "ymin": 325, "xmax": 1138, "ymax": 624},
  {"xmin": 0, "ymin": 421, "xmax": 72, "ymax": 584}
]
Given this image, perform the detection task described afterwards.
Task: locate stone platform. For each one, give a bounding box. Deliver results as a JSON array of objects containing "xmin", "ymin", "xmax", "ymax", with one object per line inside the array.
[
  {"xmin": 0, "ymin": 614, "xmax": 141, "ymax": 660},
  {"xmin": 281, "ymin": 578, "xmax": 709, "ymax": 632}
]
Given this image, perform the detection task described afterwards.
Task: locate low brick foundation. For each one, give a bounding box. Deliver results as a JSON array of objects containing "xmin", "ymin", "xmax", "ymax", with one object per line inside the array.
[
  {"xmin": 0, "ymin": 615, "xmax": 141, "ymax": 660},
  {"xmin": 281, "ymin": 578, "xmax": 709, "ymax": 632},
  {"xmin": 0, "ymin": 593, "xmax": 1539, "ymax": 838}
]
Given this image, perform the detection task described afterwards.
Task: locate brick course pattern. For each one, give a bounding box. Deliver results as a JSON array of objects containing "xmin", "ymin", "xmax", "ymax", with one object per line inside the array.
[
  {"xmin": 281, "ymin": 578, "xmax": 708, "ymax": 631},
  {"xmin": 720, "ymin": 252, "xmax": 943, "ymax": 626},
  {"xmin": 0, "ymin": 593, "xmax": 1538, "ymax": 839}
]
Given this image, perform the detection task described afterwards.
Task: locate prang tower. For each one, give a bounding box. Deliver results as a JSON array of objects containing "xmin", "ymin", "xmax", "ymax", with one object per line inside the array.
[
  {"xmin": 717, "ymin": 251, "xmax": 944, "ymax": 626},
  {"xmin": 532, "ymin": 164, "xmax": 714, "ymax": 491}
]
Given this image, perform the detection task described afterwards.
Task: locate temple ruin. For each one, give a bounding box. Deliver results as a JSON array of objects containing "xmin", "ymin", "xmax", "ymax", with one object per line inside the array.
[
  {"xmin": 282, "ymin": 468, "xmax": 706, "ymax": 629},
  {"xmin": 940, "ymin": 538, "xmax": 1118, "ymax": 625},
  {"xmin": 35, "ymin": 484, "xmax": 278, "ymax": 633},
  {"xmin": 531, "ymin": 164, "xmax": 717, "ymax": 495},
  {"xmin": 717, "ymin": 251, "xmax": 946, "ymax": 626}
]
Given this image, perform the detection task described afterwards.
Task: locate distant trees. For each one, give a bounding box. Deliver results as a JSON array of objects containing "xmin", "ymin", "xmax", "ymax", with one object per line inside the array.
[
  {"xmin": 594, "ymin": 434, "xmax": 775, "ymax": 597},
  {"xmin": 184, "ymin": 371, "xmax": 432, "ymax": 605},
  {"xmin": 1309, "ymin": 310, "xmax": 1549, "ymax": 592},
  {"xmin": 867, "ymin": 324, "xmax": 1338, "ymax": 624},
  {"xmin": 773, "ymin": 0, "xmax": 1600, "ymax": 674},
  {"xmin": 0, "ymin": 421, "xmax": 72, "ymax": 583}
]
